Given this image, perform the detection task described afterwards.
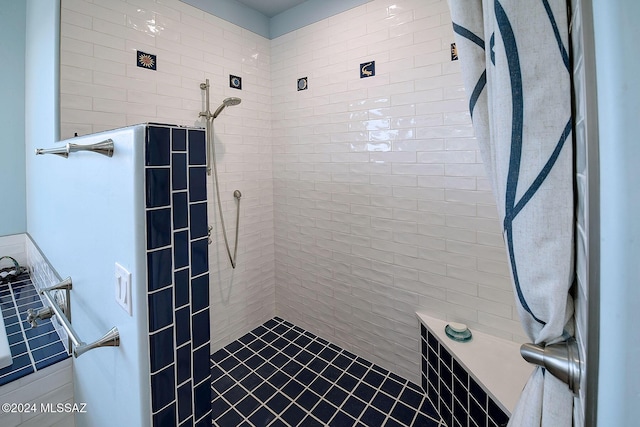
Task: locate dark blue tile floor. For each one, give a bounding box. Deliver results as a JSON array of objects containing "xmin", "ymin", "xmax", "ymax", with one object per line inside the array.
[{"xmin": 211, "ymin": 317, "xmax": 444, "ymax": 426}]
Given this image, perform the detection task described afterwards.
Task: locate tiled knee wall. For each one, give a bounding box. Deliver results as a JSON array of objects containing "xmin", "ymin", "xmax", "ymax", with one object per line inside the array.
[
  {"xmin": 145, "ymin": 124, "xmax": 211, "ymax": 427},
  {"xmin": 420, "ymin": 324, "xmax": 509, "ymax": 427}
]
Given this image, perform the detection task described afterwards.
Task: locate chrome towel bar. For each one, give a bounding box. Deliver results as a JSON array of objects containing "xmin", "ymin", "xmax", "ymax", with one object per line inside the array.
[
  {"xmin": 26, "ymin": 277, "xmax": 120, "ymax": 358},
  {"xmin": 520, "ymin": 338, "xmax": 581, "ymax": 393},
  {"xmin": 35, "ymin": 139, "xmax": 114, "ymax": 158}
]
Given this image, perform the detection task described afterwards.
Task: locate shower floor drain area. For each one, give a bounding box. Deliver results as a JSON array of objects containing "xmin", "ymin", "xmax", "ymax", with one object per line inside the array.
[{"xmin": 211, "ymin": 317, "xmax": 445, "ymax": 426}]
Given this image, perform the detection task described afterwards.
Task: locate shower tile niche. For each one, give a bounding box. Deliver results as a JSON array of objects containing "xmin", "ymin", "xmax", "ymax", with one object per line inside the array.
[{"xmin": 145, "ymin": 124, "xmax": 211, "ymax": 427}]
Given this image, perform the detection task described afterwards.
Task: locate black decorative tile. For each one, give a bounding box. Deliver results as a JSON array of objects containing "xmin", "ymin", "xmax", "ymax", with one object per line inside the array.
[
  {"xmin": 192, "ymin": 344, "xmax": 210, "ymax": 384},
  {"xmin": 297, "ymin": 77, "xmax": 308, "ymax": 91},
  {"xmin": 153, "ymin": 403, "xmax": 176, "ymax": 426},
  {"xmin": 175, "ymin": 306, "xmax": 191, "ymax": 347},
  {"xmin": 137, "ymin": 50, "xmax": 157, "ymax": 70},
  {"xmin": 229, "ymin": 75, "xmax": 242, "ymax": 90},
  {"xmin": 360, "ymin": 60, "xmax": 375, "ymax": 78}
]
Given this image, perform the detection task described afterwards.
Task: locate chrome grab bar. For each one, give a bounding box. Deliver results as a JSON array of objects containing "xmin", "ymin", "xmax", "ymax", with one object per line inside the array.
[
  {"xmin": 27, "ymin": 277, "xmax": 120, "ymax": 358},
  {"xmin": 520, "ymin": 338, "xmax": 581, "ymax": 393},
  {"xmin": 35, "ymin": 139, "xmax": 114, "ymax": 158}
]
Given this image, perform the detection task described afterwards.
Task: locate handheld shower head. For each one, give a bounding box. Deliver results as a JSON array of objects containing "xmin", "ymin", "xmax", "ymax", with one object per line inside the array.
[{"xmin": 212, "ymin": 97, "xmax": 242, "ymax": 119}]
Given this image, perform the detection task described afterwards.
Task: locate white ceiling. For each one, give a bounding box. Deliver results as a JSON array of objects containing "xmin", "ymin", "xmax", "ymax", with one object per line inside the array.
[{"xmin": 235, "ymin": 0, "xmax": 309, "ymax": 18}]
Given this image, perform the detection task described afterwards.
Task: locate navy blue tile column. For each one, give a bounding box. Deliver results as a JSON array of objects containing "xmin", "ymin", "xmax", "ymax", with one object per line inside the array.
[
  {"xmin": 145, "ymin": 124, "xmax": 211, "ymax": 427},
  {"xmin": 420, "ymin": 324, "xmax": 509, "ymax": 427}
]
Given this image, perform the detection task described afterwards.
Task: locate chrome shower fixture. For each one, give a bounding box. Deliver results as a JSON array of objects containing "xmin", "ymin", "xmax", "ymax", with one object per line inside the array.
[{"xmin": 213, "ymin": 97, "xmax": 242, "ymax": 119}]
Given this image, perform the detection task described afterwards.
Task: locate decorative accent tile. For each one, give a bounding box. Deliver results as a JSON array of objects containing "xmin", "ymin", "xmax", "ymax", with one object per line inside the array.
[
  {"xmin": 451, "ymin": 43, "xmax": 458, "ymax": 61},
  {"xmin": 145, "ymin": 124, "xmax": 211, "ymax": 427},
  {"xmin": 137, "ymin": 50, "xmax": 157, "ymax": 70},
  {"xmin": 230, "ymin": 75, "xmax": 242, "ymax": 90},
  {"xmin": 297, "ymin": 77, "xmax": 308, "ymax": 91},
  {"xmin": 360, "ymin": 61, "xmax": 375, "ymax": 78}
]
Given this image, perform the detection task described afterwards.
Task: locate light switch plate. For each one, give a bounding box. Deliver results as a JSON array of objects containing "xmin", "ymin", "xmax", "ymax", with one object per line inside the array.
[{"xmin": 115, "ymin": 263, "xmax": 132, "ymax": 316}]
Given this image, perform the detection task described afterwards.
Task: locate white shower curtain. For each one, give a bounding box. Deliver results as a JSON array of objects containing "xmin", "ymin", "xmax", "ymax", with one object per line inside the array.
[{"xmin": 447, "ymin": 1, "xmax": 575, "ymax": 425}]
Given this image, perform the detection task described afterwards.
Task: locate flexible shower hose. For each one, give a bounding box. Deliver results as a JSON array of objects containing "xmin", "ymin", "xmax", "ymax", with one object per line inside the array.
[{"xmin": 207, "ymin": 118, "xmax": 240, "ymax": 269}]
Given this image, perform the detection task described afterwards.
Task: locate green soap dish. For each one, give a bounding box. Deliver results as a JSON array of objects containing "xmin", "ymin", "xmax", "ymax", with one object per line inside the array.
[{"xmin": 445, "ymin": 323, "xmax": 472, "ymax": 342}]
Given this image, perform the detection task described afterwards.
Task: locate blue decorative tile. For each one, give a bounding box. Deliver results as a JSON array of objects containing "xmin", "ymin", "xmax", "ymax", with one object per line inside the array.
[
  {"xmin": 177, "ymin": 381, "xmax": 193, "ymax": 422},
  {"xmin": 211, "ymin": 397, "xmax": 230, "ymax": 418},
  {"xmin": 148, "ymin": 287, "xmax": 173, "ymax": 332},
  {"xmin": 172, "ymin": 128, "xmax": 186, "ymax": 151},
  {"xmin": 146, "ymin": 168, "xmax": 171, "ymax": 208},
  {"xmin": 146, "ymin": 127, "xmax": 170, "ymax": 166},
  {"xmin": 297, "ymin": 389, "xmax": 320, "ymax": 411},
  {"xmin": 173, "ymin": 307, "xmax": 191, "ymax": 349},
  {"xmin": 400, "ymin": 387, "xmax": 424, "ymax": 409},
  {"xmin": 190, "ymin": 239, "xmax": 208, "ymax": 277},
  {"xmin": 149, "ymin": 327, "xmax": 174, "ymax": 373},
  {"xmin": 216, "ymin": 408, "xmax": 243, "ymax": 426},
  {"xmin": 172, "ymin": 153, "xmax": 187, "ymax": 191},
  {"xmin": 152, "ymin": 403, "xmax": 176, "ymax": 426},
  {"xmin": 173, "ymin": 192, "xmax": 188, "ymax": 230},
  {"xmin": 266, "ymin": 392, "xmax": 290, "ymax": 414},
  {"xmin": 188, "ymin": 130, "xmax": 206, "ymax": 166},
  {"xmin": 193, "ymin": 380, "xmax": 211, "ymax": 422},
  {"xmin": 151, "ymin": 364, "xmax": 175, "ymax": 411},
  {"xmin": 312, "ymin": 400, "xmax": 337, "ymax": 423},
  {"xmin": 360, "ymin": 61, "xmax": 375, "ymax": 78},
  {"xmin": 188, "ymin": 167, "xmax": 207, "ymax": 202},
  {"xmin": 190, "ymin": 274, "xmax": 208, "ymax": 312},
  {"xmin": 146, "ymin": 208, "xmax": 172, "ymax": 250},
  {"xmin": 191, "ymin": 310, "xmax": 209, "ymax": 348},
  {"xmin": 174, "ymin": 268, "xmax": 189, "ymax": 308},
  {"xmin": 353, "ymin": 382, "xmax": 376, "ymax": 403},
  {"xmin": 229, "ymin": 364, "xmax": 250, "ymax": 382},
  {"xmin": 229, "ymin": 75, "xmax": 242, "ymax": 90},
  {"xmin": 147, "ymin": 248, "xmax": 172, "ymax": 291},
  {"xmin": 363, "ymin": 369, "xmax": 385, "ymax": 388},
  {"xmin": 174, "ymin": 230, "xmax": 189, "ymax": 269},
  {"xmin": 176, "ymin": 344, "xmax": 192, "ymax": 384},
  {"xmin": 189, "ymin": 203, "xmax": 208, "ymax": 239}
]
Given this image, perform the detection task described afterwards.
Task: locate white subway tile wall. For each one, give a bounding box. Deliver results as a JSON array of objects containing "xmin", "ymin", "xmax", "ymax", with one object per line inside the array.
[
  {"xmin": 60, "ymin": 0, "xmax": 275, "ymax": 351},
  {"xmin": 59, "ymin": 0, "xmax": 524, "ymax": 383},
  {"xmin": 271, "ymin": 0, "xmax": 522, "ymax": 383}
]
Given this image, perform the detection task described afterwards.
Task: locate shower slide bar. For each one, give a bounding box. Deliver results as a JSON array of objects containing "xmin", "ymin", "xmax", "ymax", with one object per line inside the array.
[
  {"xmin": 25, "ymin": 277, "xmax": 120, "ymax": 358},
  {"xmin": 35, "ymin": 139, "xmax": 114, "ymax": 158},
  {"xmin": 520, "ymin": 338, "xmax": 581, "ymax": 393}
]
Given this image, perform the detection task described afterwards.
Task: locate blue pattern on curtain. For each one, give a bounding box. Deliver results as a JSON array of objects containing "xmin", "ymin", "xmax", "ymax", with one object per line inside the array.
[{"xmin": 448, "ymin": 0, "xmax": 575, "ymax": 425}]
